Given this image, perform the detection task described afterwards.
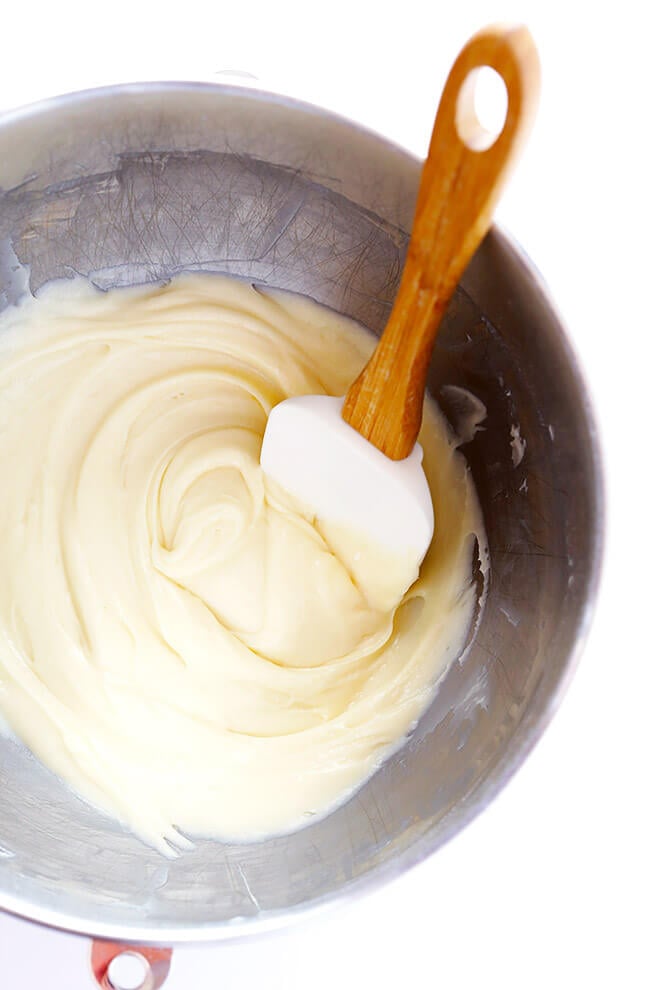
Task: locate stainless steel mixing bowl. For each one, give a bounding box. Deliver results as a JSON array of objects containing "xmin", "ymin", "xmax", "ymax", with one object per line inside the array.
[{"xmin": 0, "ymin": 83, "xmax": 603, "ymax": 943}]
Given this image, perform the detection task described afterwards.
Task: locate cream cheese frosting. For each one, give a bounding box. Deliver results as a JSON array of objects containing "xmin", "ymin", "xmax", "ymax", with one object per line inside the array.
[{"xmin": 0, "ymin": 274, "xmax": 484, "ymax": 854}]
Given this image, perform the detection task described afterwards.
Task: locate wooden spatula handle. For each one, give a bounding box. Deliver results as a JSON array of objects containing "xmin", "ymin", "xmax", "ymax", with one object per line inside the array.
[{"xmin": 342, "ymin": 25, "xmax": 540, "ymax": 460}]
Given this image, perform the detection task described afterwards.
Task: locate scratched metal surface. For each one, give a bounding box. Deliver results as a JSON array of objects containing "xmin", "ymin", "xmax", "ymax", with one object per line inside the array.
[{"xmin": 0, "ymin": 83, "xmax": 603, "ymax": 942}]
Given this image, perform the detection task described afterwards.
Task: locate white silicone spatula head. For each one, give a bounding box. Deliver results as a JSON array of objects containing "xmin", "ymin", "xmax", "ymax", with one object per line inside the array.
[
  {"xmin": 261, "ymin": 395, "xmax": 434, "ymax": 562},
  {"xmin": 260, "ymin": 25, "xmax": 540, "ymax": 566}
]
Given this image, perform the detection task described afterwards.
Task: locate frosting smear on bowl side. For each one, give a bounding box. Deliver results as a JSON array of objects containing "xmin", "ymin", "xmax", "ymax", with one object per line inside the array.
[{"xmin": 0, "ymin": 274, "xmax": 484, "ymax": 854}]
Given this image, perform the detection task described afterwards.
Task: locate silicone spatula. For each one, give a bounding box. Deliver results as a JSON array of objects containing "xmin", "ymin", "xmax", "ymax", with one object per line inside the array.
[{"xmin": 261, "ymin": 25, "xmax": 540, "ymax": 565}]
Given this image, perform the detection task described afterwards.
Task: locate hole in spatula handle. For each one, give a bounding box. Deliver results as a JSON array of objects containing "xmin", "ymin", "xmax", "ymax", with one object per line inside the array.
[{"xmin": 455, "ymin": 65, "xmax": 509, "ymax": 150}]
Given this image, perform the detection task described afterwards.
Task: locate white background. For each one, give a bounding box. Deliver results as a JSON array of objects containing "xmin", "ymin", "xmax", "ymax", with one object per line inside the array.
[{"xmin": 0, "ymin": 0, "xmax": 657, "ymax": 987}]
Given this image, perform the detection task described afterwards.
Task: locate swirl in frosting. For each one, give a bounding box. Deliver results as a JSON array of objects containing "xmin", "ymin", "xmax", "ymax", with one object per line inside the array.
[{"xmin": 0, "ymin": 274, "xmax": 483, "ymax": 853}]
